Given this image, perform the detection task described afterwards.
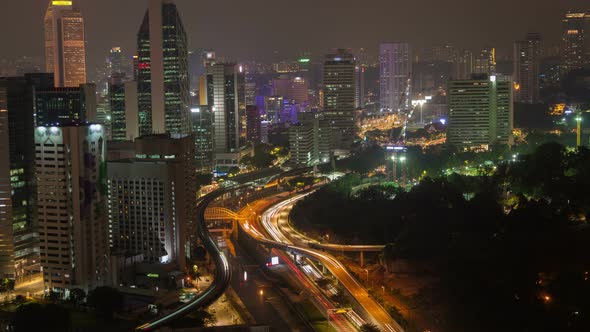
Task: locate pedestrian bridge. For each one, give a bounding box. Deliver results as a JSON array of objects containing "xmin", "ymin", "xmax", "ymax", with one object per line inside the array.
[{"xmin": 204, "ymin": 207, "xmax": 244, "ymax": 221}]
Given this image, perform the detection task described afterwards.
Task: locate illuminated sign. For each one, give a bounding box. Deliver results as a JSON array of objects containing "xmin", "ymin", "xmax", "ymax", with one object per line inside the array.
[
  {"xmin": 271, "ymin": 257, "xmax": 279, "ymax": 265},
  {"xmin": 298, "ymin": 58, "xmax": 311, "ymax": 63},
  {"xmin": 52, "ymin": 1, "xmax": 72, "ymax": 6},
  {"xmin": 147, "ymin": 273, "xmax": 159, "ymax": 278}
]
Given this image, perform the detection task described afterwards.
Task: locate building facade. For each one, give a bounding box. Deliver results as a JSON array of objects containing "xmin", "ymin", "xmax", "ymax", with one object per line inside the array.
[
  {"xmin": 379, "ymin": 43, "xmax": 412, "ymax": 112},
  {"xmin": 561, "ymin": 11, "xmax": 590, "ymax": 74},
  {"xmin": 322, "ymin": 50, "xmax": 356, "ymax": 149},
  {"xmin": 447, "ymin": 75, "xmax": 513, "ymax": 149},
  {"xmin": 44, "ymin": 0, "xmax": 87, "ymax": 88},
  {"xmin": 36, "ymin": 123, "xmax": 110, "ymax": 294},
  {"xmin": 108, "ymin": 134, "xmax": 195, "ymax": 271},
  {"xmin": 35, "ymin": 84, "xmax": 96, "ymax": 126},
  {"xmin": 513, "ymin": 33, "xmax": 542, "ymax": 104},
  {"xmin": 137, "ymin": 0, "xmax": 191, "ymax": 135}
]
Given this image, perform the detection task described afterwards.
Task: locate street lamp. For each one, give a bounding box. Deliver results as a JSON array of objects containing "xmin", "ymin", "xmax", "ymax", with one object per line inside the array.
[{"xmin": 364, "ymin": 269, "xmax": 369, "ymax": 288}]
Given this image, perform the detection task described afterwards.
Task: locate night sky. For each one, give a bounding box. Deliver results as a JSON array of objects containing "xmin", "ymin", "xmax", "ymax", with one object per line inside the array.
[{"xmin": 0, "ymin": 0, "xmax": 587, "ymax": 70}]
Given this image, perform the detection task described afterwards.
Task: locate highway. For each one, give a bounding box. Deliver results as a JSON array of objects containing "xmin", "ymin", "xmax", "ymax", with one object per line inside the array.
[
  {"xmin": 241, "ymin": 195, "xmax": 404, "ymax": 332},
  {"xmin": 136, "ymin": 190, "xmax": 231, "ymax": 331},
  {"xmin": 136, "ymin": 168, "xmax": 313, "ymax": 330},
  {"xmin": 276, "ymin": 192, "xmax": 385, "ymax": 253}
]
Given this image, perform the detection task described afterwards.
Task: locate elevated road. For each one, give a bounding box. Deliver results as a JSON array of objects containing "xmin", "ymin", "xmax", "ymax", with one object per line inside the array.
[
  {"xmin": 241, "ymin": 196, "xmax": 403, "ymax": 332},
  {"xmin": 136, "ymin": 190, "xmax": 231, "ymax": 331}
]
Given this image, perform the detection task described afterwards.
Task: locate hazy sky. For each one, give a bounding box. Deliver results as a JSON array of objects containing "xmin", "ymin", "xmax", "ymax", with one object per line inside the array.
[{"xmin": 0, "ymin": 0, "xmax": 587, "ymax": 71}]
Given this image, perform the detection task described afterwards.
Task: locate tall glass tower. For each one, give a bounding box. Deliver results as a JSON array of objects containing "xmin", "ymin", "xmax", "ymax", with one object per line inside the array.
[
  {"xmin": 44, "ymin": 0, "xmax": 87, "ymax": 88},
  {"xmin": 137, "ymin": 0, "xmax": 191, "ymax": 136}
]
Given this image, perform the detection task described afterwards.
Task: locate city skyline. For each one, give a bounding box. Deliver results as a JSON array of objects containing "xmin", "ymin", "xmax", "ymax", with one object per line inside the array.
[{"xmin": 0, "ymin": 0, "xmax": 588, "ymax": 73}]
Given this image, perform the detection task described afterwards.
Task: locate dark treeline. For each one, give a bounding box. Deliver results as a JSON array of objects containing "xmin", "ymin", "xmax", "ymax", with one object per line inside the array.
[{"xmin": 292, "ymin": 142, "xmax": 590, "ymax": 331}]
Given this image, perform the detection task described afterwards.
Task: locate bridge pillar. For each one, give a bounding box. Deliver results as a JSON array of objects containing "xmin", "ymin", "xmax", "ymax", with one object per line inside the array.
[{"xmin": 360, "ymin": 251, "xmax": 365, "ymax": 268}]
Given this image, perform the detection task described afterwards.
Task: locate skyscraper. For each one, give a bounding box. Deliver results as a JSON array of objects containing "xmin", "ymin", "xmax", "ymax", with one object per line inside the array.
[
  {"xmin": 190, "ymin": 106, "xmax": 213, "ymax": 173},
  {"xmin": 454, "ymin": 50, "xmax": 473, "ymax": 79},
  {"xmin": 108, "ymin": 134, "xmax": 195, "ymax": 271},
  {"xmin": 561, "ymin": 11, "xmax": 590, "ymax": 74},
  {"xmin": 513, "ymin": 33, "xmax": 542, "ymax": 104},
  {"xmin": 137, "ymin": 0, "xmax": 190, "ymax": 135},
  {"xmin": 473, "ymin": 47, "xmax": 497, "ymax": 75},
  {"xmin": 0, "ymin": 87, "xmax": 15, "ymax": 278},
  {"xmin": 206, "ymin": 63, "xmax": 244, "ymax": 154},
  {"xmin": 36, "ymin": 123, "xmax": 110, "ymax": 293},
  {"xmin": 379, "ymin": 43, "xmax": 412, "ymax": 112},
  {"xmin": 355, "ymin": 65, "xmax": 366, "ymax": 109},
  {"xmin": 109, "ymin": 73, "xmax": 127, "ymax": 141},
  {"xmin": 447, "ymin": 75, "xmax": 513, "ymax": 149},
  {"xmin": 108, "ymin": 47, "xmax": 126, "ymax": 77},
  {"xmin": 322, "ymin": 49, "xmax": 356, "ymax": 149},
  {"xmin": 44, "ymin": 0, "xmax": 87, "ymax": 88},
  {"xmin": 35, "ymin": 84, "xmax": 96, "ymax": 126},
  {"xmin": 0, "ymin": 74, "xmax": 54, "ymax": 277}
]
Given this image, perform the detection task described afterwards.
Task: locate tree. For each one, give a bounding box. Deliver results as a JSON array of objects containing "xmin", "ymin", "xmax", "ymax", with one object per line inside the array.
[
  {"xmin": 87, "ymin": 286, "xmax": 124, "ymax": 320},
  {"xmin": 12, "ymin": 303, "xmax": 71, "ymax": 332},
  {"xmin": 360, "ymin": 323, "xmax": 381, "ymax": 332},
  {"xmin": 69, "ymin": 288, "xmax": 86, "ymax": 305}
]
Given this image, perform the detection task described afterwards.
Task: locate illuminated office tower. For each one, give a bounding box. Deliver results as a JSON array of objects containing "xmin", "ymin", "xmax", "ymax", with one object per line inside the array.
[
  {"xmin": 36, "ymin": 123, "xmax": 110, "ymax": 293},
  {"xmin": 108, "ymin": 47, "xmax": 125, "ymax": 76},
  {"xmin": 473, "ymin": 47, "xmax": 496, "ymax": 75},
  {"xmin": 190, "ymin": 106, "xmax": 213, "ymax": 172},
  {"xmin": 0, "ymin": 87, "xmax": 15, "ymax": 278},
  {"xmin": 379, "ymin": 43, "xmax": 412, "ymax": 112},
  {"xmin": 137, "ymin": 0, "xmax": 191, "ymax": 135},
  {"xmin": 289, "ymin": 124, "xmax": 315, "ymax": 167},
  {"xmin": 246, "ymin": 106, "xmax": 261, "ymax": 144},
  {"xmin": 561, "ymin": 11, "xmax": 590, "ymax": 74},
  {"xmin": 0, "ymin": 74, "xmax": 53, "ymax": 278},
  {"xmin": 355, "ymin": 65, "xmax": 366, "ymax": 109},
  {"xmin": 44, "ymin": 0, "xmax": 87, "ymax": 87},
  {"xmin": 447, "ymin": 75, "xmax": 513, "ymax": 149},
  {"xmin": 109, "ymin": 73, "xmax": 126, "ymax": 141},
  {"xmin": 322, "ymin": 49, "xmax": 356, "ymax": 149},
  {"xmin": 272, "ymin": 75, "xmax": 309, "ymax": 105},
  {"xmin": 35, "ymin": 84, "xmax": 96, "ymax": 126},
  {"xmin": 108, "ymin": 134, "xmax": 195, "ymax": 271},
  {"xmin": 513, "ymin": 33, "xmax": 542, "ymax": 104},
  {"xmin": 206, "ymin": 63, "xmax": 244, "ymax": 154},
  {"xmin": 454, "ymin": 49, "xmax": 473, "ymax": 79}
]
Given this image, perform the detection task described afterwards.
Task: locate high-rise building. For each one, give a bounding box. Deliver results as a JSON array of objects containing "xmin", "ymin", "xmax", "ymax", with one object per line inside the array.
[
  {"xmin": 447, "ymin": 75, "xmax": 513, "ymax": 149},
  {"xmin": 473, "ymin": 47, "xmax": 497, "ymax": 75},
  {"xmin": 246, "ymin": 105, "xmax": 261, "ymax": 144},
  {"xmin": 454, "ymin": 50, "xmax": 473, "ymax": 79},
  {"xmin": 379, "ymin": 43, "xmax": 412, "ymax": 112},
  {"xmin": 190, "ymin": 106, "xmax": 213, "ymax": 173},
  {"xmin": 513, "ymin": 33, "xmax": 542, "ymax": 104},
  {"xmin": 355, "ymin": 65, "xmax": 366, "ymax": 109},
  {"xmin": 108, "ymin": 47, "xmax": 126, "ymax": 77},
  {"xmin": 0, "ymin": 87, "xmax": 15, "ymax": 278},
  {"xmin": 124, "ymin": 81, "xmax": 139, "ymax": 141},
  {"xmin": 272, "ymin": 75, "xmax": 309, "ymax": 105},
  {"xmin": 137, "ymin": 0, "xmax": 191, "ymax": 136},
  {"xmin": 108, "ymin": 134, "xmax": 195, "ymax": 270},
  {"xmin": 36, "ymin": 123, "xmax": 110, "ymax": 293},
  {"xmin": 206, "ymin": 63, "xmax": 244, "ymax": 154},
  {"xmin": 298, "ymin": 112, "xmax": 333, "ymax": 164},
  {"xmin": 35, "ymin": 84, "xmax": 96, "ymax": 126},
  {"xmin": 44, "ymin": 0, "xmax": 87, "ymax": 88},
  {"xmin": 0, "ymin": 75, "xmax": 54, "ymax": 277},
  {"xmin": 289, "ymin": 124, "xmax": 315, "ymax": 167},
  {"xmin": 109, "ymin": 74, "xmax": 126, "ymax": 141},
  {"xmin": 561, "ymin": 11, "xmax": 590, "ymax": 74},
  {"xmin": 322, "ymin": 49, "xmax": 356, "ymax": 149}
]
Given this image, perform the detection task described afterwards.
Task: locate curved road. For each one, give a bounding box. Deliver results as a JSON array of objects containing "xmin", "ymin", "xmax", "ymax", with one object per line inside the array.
[
  {"xmin": 242, "ymin": 195, "xmax": 403, "ymax": 332},
  {"xmin": 136, "ymin": 189, "xmax": 231, "ymax": 331}
]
